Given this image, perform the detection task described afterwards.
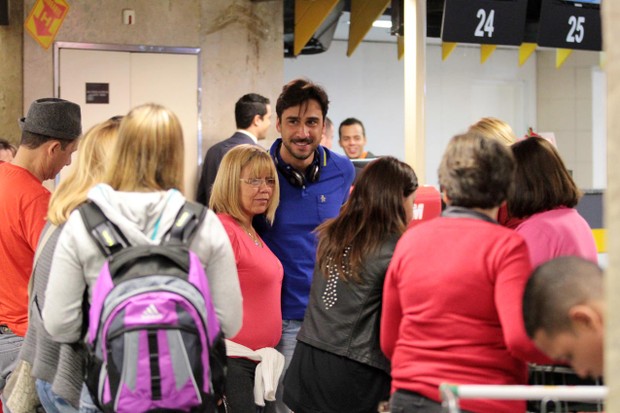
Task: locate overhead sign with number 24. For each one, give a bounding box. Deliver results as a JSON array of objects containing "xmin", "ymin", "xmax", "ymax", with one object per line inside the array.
[{"xmin": 441, "ymin": 0, "xmax": 528, "ymax": 46}]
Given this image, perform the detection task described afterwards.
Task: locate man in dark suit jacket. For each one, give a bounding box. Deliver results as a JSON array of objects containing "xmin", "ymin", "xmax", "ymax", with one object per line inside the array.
[{"xmin": 196, "ymin": 93, "xmax": 271, "ymax": 205}]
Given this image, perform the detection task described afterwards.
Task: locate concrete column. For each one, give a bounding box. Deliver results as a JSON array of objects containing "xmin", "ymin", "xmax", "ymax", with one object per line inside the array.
[
  {"xmin": 0, "ymin": 0, "xmax": 24, "ymax": 145},
  {"xmin": 603, "ymin": 1, "xmax": 620, "ymax": 410},
  {"xmin": 403, "ymin": 0, "xmax": 426, "ymax": 183},
  {"xmin": 200, "ymin": 0, "xmax": 283, "ymax": 151}
]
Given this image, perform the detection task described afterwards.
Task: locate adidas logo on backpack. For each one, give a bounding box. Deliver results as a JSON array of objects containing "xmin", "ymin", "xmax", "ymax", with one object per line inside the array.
[
  {"xmin": 141, "ymin": 303, "xmax": 163, "ymax": 320},
  {"xmin": 78, "ymin": 201, "xmax": 227, "ymax": 413}
]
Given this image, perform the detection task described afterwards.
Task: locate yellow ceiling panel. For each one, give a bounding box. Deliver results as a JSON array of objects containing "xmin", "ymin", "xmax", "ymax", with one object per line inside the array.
[
  {"xmin": 519, "ymin": 43, "xmax": 537, "ymax": 66},
  {"xmin": 294, "ymin": 0, "xmax": 341, "ymax": 56},
  {"xmin": 347, "ymin": 0, "xmax": 390, "ymax": 57},
  {"xmin": 480, "ymin": 44, "xmax": 496, "ymax": 64}
]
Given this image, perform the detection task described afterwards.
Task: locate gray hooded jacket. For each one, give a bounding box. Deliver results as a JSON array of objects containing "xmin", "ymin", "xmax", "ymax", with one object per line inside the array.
[{"xmin": 43, "ymin": 183, "xmax": 243, "ymax": 343}]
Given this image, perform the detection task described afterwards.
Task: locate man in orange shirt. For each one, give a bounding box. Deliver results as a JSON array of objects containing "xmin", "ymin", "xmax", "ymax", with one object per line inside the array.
[
  {"xmin": 338, "ymin": 117, "xmax": 374, "ymax": 160},
  {"xmin": 0, "ymin": 98, "xmax": 81, "ymax": 393},
  {"xmin": 338, "ymin": 117, "xmax": 376, "ymax": 179}
]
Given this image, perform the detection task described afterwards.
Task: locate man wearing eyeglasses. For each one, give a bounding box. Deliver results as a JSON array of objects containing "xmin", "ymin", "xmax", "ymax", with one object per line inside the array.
[
  {"xmin": 196, "ymin": 93, "xmax": 272, "ymax": 205},
  {"xmin": 255, "ymin": 78, "xmax": 355, "ymax": 413}
]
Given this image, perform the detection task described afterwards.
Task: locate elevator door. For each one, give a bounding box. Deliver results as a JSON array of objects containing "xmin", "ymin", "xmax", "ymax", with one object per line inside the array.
[{"xmin": 57, "ymin": 46, "xmax": 200, "ymax": 200}]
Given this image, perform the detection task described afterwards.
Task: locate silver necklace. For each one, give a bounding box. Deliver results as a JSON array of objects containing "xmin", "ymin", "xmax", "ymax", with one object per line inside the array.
[{"xmin": 241, "ymin": 223, "xmax": 262, "ymax": 247}]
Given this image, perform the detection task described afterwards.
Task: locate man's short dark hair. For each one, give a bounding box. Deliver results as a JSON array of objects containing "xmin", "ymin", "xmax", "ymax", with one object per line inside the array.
[
  {"xmin": 276, "ymin": 78, "xmax": 329, "ymax": 120},
  {"xmin": 20, "ymin": 130, "xmax": 74, "ymax": 150},
  {"xmin": 523, "ymin": 257, "xmax": 603, "ymax": 338},
  {"xmin": 235, "ymin": 93, "xmax": 270, "ymax": 129},
  {"xmin": 338, "ymin": 117, "xmax": 365, "ymax": 139}
]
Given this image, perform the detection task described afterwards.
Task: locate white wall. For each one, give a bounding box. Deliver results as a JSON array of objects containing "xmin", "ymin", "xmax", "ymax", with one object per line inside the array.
[
  {"xmin": 285, "ymin": 40, "xmax": 537, "ymax": 186},
  {"xmin": 425, "ymin": 43, "xmax": 537, "ymax": 186},
  {"xmin": 284, "ymin": 40, "xmax": 405, "ymax": 161},
  {"xmin": 536, "ymin": 50, "xmax": 602, "ymax": 189},
  {"xmin": 592, "ymin": 68, "xmax": 607, "ymax": 189}
]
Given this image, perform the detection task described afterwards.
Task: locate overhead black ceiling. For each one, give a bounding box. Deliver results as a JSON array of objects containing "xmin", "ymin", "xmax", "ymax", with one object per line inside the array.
[{"xmin": 284, "ymin": 0, "xmax": 545, "ymax": 56}]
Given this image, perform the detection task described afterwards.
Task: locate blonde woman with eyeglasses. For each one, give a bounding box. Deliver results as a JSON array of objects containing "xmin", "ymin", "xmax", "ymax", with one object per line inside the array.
[{"xmin": 210, "ymin": 144, "xmax": 283, "ymax": 413}]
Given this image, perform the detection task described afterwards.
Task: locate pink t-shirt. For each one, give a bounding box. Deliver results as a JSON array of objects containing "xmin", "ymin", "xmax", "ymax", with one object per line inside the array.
[
  {"xmin": 217, "ymin": 213, "xmax": 283, "ymax": 350},
  {"xmin": 516, "ymin": 207, "xmax": 598, "ymax": 268}
]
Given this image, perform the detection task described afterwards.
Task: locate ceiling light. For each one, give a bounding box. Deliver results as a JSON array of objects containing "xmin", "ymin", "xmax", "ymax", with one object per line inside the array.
[{"xmin": 372, "ymin": 20, "xmax": 392, "ymax": 29}]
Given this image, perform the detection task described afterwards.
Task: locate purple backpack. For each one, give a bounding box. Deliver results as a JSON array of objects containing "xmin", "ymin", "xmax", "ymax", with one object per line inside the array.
[{"xmin": 78, "ymin": 201, "xmax": 227, "ymax": 413}]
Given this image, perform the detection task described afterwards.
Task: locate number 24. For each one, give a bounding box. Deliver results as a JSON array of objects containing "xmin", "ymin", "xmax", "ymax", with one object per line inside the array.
[{"xmin": 475, "ymin": 9, "xmax": 495, "ymax": 38}]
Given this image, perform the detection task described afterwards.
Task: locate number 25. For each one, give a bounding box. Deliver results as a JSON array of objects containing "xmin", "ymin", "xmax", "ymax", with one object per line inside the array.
[{"xmin": 566, "ymin": 15, "xmax": 585, "ymax": 43}]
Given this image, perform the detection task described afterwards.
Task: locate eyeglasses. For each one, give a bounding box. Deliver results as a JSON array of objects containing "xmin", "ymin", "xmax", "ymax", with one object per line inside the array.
[{"xmin": 240, "ymin": 178, "xmax": 276, "ymax": 188}]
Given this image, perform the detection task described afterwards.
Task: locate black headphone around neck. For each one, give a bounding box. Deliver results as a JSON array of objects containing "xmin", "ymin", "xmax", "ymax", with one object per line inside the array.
[{"xmin": 274, "ymin": 141, "xmax": 321, "ymax": 188}]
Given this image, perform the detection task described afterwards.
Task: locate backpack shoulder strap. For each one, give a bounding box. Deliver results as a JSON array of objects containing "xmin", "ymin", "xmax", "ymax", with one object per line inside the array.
[
  {"xmin": 165, "ymin": 201, "xmax": 207, "ymax": 246},
  {"xmin": 78, "ymin": 201, "xmax": 129, "ymax": 257}
]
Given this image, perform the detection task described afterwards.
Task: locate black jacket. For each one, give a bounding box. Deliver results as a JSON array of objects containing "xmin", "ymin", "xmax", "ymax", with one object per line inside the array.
[
  {"xmin": 195, "ymin": 132, "xmax": 257, "ymax": 205},
  {"xmin": 296, "ymin": 234, "xmax": 399, "ymax": 372}
]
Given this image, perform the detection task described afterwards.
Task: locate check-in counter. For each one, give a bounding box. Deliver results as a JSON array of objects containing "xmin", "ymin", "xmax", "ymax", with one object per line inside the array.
[
  {"xmin": 408, "ymin": 186, "xmax": 442, "ymax": 228},
  {"xmin": 576, "ymin": 189, "xmax": 606, "ymax": 266},
  {"xmin": 405, "ymin": 187, "xmax": 604, "ymax": 266}
]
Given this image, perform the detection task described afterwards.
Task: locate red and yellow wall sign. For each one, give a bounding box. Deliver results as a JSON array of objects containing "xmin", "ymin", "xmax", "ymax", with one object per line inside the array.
[{"xmin": 25, "ymin": 0, "xmax": 70, "ymax": 49}]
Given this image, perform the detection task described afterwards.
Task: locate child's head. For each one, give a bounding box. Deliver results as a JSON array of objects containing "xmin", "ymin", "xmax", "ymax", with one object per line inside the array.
[{"xmin": 523, "ymin": 256, "xmax": 604, "ymax": 379}]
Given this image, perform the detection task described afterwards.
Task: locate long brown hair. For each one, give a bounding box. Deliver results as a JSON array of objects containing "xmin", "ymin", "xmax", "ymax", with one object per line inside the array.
[{"xmin": 316, "ymin": 157, "xmax": 418, "ymax": 283}]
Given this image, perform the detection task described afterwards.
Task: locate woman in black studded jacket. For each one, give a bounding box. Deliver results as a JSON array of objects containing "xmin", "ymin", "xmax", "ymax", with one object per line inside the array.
[{"xmin": 282, "ymin": 156, "xmax": 418, "ymax": 413}]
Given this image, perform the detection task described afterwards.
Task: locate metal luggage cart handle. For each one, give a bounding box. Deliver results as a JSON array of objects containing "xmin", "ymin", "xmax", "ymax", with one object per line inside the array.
[{"xmin": 439, "ymin": 384, "xmax": 608, "ymax": 413}]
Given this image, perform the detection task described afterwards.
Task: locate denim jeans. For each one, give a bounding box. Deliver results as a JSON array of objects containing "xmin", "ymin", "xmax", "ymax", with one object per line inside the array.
[
  {"xmin": 36, "ymin": 379, "xmax": 78, "ymax": 413},
  {"xmin": 389, "ymin": 390, "xmax": 475, "ymax": 413},
  {"xmin": 79, "ymin": 384, "xmax": 101, "ymax": 413},
  {"xmin": 0, "ymin": 331, "xmax": 23, "ymax": 392},
  {"xmin": 273, "ymin": 319, "xmax": 302, "ymax": 413}
]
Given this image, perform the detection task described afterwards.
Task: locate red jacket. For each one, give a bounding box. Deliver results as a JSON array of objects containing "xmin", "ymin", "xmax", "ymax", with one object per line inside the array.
[{"xmin": 381, "ymin": 212, "xmax": 550, "ymax": 413}]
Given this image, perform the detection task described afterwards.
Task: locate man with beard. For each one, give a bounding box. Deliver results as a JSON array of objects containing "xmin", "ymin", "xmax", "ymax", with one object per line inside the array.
[{"xmin": 256, "ymin": 78, "xmax": 355, "ymax": 413}]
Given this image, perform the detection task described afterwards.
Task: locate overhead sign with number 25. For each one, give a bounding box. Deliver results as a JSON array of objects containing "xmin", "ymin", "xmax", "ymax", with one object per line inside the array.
[{"xmin": 537, "ymin": 0, "xmax": 602, "ymax": 51}]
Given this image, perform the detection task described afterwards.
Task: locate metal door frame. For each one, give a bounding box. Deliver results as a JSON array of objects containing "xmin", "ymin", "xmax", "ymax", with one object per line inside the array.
[{"xmin": 53, "ymin": 42, "xmax": 203, "ymax": 169}]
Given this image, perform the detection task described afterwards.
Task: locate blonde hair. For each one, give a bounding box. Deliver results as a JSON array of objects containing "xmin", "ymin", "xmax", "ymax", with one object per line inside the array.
[
  {"xmin": 468, "ymin": 117, "xmax": 517, "ymax": 146},
  {"xmin": 209, "ymin": 144, "xmax": 280, "ymax": 224},
  {"xmin": 47, "ymin": 118, "xmax": 121, "ymax": 225},
  {"xmin": 105, "ymin": 103, "xmax": 184, "ymax": 192}
]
